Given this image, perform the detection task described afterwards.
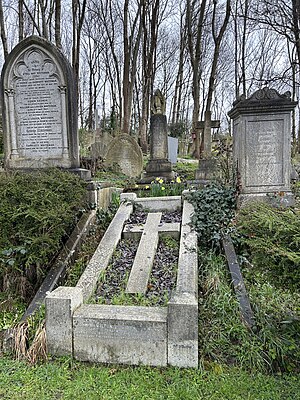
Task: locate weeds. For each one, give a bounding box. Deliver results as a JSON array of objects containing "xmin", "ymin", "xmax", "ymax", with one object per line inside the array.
[{"xmin": 198, "ymin": 250, "xmax": 300, "ymax": 373}]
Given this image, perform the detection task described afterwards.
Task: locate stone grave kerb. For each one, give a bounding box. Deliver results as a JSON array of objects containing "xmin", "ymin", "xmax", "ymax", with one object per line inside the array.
[
  {"xmin": 228, "ymin": 87, "xmax": 297, "ymax": 206},
  {"xmin": 1, "ymin": 35, "xmax": 79, "ymax": 169}
]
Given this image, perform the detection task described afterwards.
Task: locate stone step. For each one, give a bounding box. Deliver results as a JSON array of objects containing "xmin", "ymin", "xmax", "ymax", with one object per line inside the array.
[{"xmin": 125, "ymin": 212, "xmax": 162, "ymax": 294}]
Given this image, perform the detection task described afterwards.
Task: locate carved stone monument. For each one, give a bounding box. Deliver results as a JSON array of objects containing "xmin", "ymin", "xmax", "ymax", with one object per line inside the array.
[
  {"xmin": 1, "ymin": 36, "xmax": 79, "ymax": 170},
  {"xmin": 104, "ymin": 133, "xmax": 143, "ymax": 178},
  {"xmin": 228, "ymin": 87, "xmax": 297, "ymax": 206},
  {"xmin": 144, "ymin": 90, "xmax": 173, "ymax": 181}
]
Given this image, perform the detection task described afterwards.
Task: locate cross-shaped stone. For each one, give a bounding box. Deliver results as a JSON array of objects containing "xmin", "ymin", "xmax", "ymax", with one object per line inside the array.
[
  {"xmin": 123, "ymin": 213, "xmax": 180, "ymax": 294},
  {"xmin": 197, "ymin": 111, "xmax": 220, "ymax": 158}
]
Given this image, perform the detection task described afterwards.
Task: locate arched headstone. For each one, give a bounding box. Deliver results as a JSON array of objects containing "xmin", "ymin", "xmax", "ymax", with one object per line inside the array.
[
  {"xmin": 104, "ymin": 133, "xmax": 143, "ymax": 178},
  {"xmin": 1, "ymin": 36, "xmax": 79, "ymax": 169}
]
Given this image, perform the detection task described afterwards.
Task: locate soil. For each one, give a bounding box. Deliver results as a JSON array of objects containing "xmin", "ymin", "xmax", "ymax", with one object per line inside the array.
[{"xmin": 94, "ymin": 210, "xmax": 180, "ymax": 306}]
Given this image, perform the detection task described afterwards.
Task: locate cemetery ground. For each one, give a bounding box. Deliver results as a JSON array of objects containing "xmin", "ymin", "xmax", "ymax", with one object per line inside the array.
[{"xmin": 0, "ymin": 165, "xmax": 300, "ymax": 399}]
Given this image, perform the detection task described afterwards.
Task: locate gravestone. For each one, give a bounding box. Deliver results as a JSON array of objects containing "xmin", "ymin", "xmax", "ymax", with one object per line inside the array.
[
  {"xmin": 194, "ymin": 111, "xmax": 220, "ymax": 180},
  {"xmin": 104, "ymin": 133, "xmax": 143, "ymax": 177},
  {"xmin": 1, "ymin": 36, "xmax": 79, "ymax": 170},
  {"xmin": 144, "ymin": 89, "xmax": 173, "ymax": 181},
  {"xmin": 90, "ymin": 130, "xmax": 112, "ymax": 159},
  {"xmin": 167, "ymin": 136, "xmax": 178, "ymax": 164},
  {"xmin": 228, "ymin": 87, "xmax": 297, "ymax": 206}
]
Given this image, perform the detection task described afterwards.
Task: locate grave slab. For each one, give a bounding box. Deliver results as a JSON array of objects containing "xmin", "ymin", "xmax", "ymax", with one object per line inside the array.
[
  {"xmin": 76, "ymin": 202, "xmax": 133, "ymax": 301},
  {"xmin": 126, "ymin": 212, "xmax": 162, "ymax": 294},
  {"xmin": 73, "ymin": 304, "xmax": 167, "ymax": 366}
]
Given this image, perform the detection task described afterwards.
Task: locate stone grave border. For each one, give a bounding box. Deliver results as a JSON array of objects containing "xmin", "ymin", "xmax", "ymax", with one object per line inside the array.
[{"xmin": 46, "ymin": 193, "xmax": 198, "ymax": 368}]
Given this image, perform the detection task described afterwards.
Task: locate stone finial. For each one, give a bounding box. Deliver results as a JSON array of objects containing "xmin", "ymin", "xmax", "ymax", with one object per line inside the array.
[{"xmin": 151, "ymin": 89, "xmax": 166, "ymax": 115}]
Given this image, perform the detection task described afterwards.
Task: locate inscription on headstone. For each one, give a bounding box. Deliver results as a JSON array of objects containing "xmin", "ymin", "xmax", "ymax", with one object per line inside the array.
[
  {"xmin": 246, "ymin": 120, "xmax": 284, "ymax": 187},
  {"xmin": 1, "ymin": 36, "xmax": 79, "ymax": 169}
]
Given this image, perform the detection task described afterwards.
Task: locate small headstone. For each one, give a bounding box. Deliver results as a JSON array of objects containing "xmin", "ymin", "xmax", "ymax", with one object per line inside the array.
[
  {"xmin": 168, "ymin": 136, "xmax": 178, "ymax": 165},
  {"xmin": 104, "ymin": 133, "xmax": 143, "ymax": 177},
  {"xmin": 144, "ymin": 90, "xmax": 173, "ymax": 181},
  {"xmin": 228, "ymin": 87, "xmax": 297, "ymax": 206},
  {"xmin": 1, "ymin": 36, "xmax": 79, "ymax": 170},
  {"xmin": 90, "ymin": 130, "xmax": 113, "ymax": 159}
]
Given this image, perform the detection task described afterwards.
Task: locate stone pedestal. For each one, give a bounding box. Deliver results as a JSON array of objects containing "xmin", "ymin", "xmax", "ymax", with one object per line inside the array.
[
  {"xmin": 228, "ymin": 87, "xmax": 297, "ymax": 206},
  {"xmin": 144, "ymin": 114, "xmax": 173, "ymax": 181}
]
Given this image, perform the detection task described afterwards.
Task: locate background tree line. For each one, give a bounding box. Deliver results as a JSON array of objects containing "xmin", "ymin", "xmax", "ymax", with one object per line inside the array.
[{"xmin": 0, "ymin": 0, "xmax": 300, "ymax": 154}]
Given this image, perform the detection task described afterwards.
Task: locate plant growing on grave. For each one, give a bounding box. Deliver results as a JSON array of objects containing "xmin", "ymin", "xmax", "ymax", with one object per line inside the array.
[
  {"xmin": 186, "ymin": 183, "xmax": 237, "ymax": 249},
  {"xmin": 138, "ymin": 176, "xmax": 185, "ymax": 197},
  {"xmin": 198, "ymin": 250, "xmax": 300, "ymax": 372},
  {"xmin": 236, "ymin": 202, "xmax": 300, "ymax": 289},
  {"xmin": 0, "ymin": 169, "xmax": 87, "ymax": 300}
]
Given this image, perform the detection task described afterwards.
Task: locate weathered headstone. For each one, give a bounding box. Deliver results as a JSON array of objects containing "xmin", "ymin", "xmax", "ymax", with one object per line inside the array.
[
  {"xmin": 144, "ymin": 89, "xmax": 173, "ymax": 181},
  {"xmin": 228, "ymin": 87, "xmax": 297, "ymax": 206},
  {"xmin": 90, "ymin": 130, "xmax": 112, "ymax": 159},
  {"xmin": 104, "ymin": 133, "xmax": 143, "ymax": 178},
  {"xmin": 1, "ymin": 36, "xmax": 79, "ymax": 170},
  {"xmin": 167, "ymin": 136, "xmax": 178, "ymax": 164},
  {"xmin": 195, "ymin": 111, "xmax": 220, "ymax": 180}
]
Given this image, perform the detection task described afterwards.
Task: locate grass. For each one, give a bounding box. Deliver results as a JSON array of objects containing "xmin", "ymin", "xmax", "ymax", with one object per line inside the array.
[
  {"xmin": 0, "ymin": 357, "xmax": 299, "ymax": 400},
  {"xmin": 198, "ymin": 250, "xmax": 300, "ymax": 373}
]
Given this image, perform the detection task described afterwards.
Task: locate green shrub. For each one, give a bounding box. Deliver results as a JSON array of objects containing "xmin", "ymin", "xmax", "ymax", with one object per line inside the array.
[
  {"xmin": 0, "ymin": 169, "xmax": 87, "ymax": 299},
  {"xmin": 187, "ymin": 184, "xmax": 236, "ymax": 249},
  {"xmin": 236, "ymin": 202, "xmax": 300, "ymax": 288}
]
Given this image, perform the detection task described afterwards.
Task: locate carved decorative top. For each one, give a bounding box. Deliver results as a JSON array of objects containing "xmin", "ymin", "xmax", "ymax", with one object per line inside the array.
[
  {"xmin": 233, "ymin": 87, "xmax": 292, "ymax": 106},
  {"xmin": 150, "ymin": 89, "xmax": 166, "ymax": 115},
  {"xmin": 248, "ymin": 87, "xmax": 291, "ymax": 101},
  {"xmin": 228, "ymin": 86, "xmax": 297, "ymax": 118}
]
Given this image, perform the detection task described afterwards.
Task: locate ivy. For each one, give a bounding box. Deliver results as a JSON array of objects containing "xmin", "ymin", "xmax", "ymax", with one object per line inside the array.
[{"xmin": 186, "ymin": 183, "xmax": 237, "ymax": 249}]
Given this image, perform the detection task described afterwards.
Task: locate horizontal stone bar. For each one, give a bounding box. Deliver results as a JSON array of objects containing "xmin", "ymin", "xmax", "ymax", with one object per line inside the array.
[
  {"xmin": 73, "ymin": 304, "xmax": 167, "ymax": 366},
  {"xmin": 134, "ymin": 196, "xmax": 182, "ymax": 211},
  {"xmin": 123, "ymin": 222, "xmax": 180, "ymax": 240},
  {"xmin": 126, "ymin": 212, "xmax": 162, "ymax": 294},
  {"xmin": 76, "ymin": 202, "xmax": 133, "ymax": 301}
]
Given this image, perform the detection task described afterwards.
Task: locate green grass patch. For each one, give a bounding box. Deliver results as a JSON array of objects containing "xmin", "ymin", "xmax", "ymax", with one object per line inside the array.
[
  {"xmin": 198, "ymin": 250, "xmax": 300, "ymax": 373},
  {"xmin": 173, "ymin": 161, "xmax": 198, "ymax": 181},
  {"xmin": 0, "ymin": 357, "xmax": 299, "ymax": 400}
]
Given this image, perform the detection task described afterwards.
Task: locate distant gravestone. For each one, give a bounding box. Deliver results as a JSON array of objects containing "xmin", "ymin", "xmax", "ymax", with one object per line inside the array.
[
  {"xmin": 90, "ymin": 130, "xmax": 113, "ymax": 159},
  {"xmin": 167, "ymin": 136, "xmax": 178, "ymax": 164},
  {"xmin": 144, "ymin": 89, "xmax": 173, "ymax": 181},
  {"xmin": 1, "ymin": 36, "xmax": 79, "ymax": 169},
  {"xmin": 104, "ymin": 133, "xmax": 143, "ymax": 178},
  {"xmin": 228, "ymin": 87, "xmax": 297, "ymax": 206}
]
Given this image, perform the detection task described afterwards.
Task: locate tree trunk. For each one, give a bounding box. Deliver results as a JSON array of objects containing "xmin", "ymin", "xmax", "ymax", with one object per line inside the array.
[
  {"xmin": 55, "ymin": 0, "xmax": 62, "ymax": 49},
  {"xmin": 0, "ymin": 0, "xmax": 8, "ymax": 59}
]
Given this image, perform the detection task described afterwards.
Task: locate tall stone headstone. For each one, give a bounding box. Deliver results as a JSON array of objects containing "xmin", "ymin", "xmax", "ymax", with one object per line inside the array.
[
  {"xmin": 144, "ymin": 89, "xmax": 173, "ymax": 181},
  {"xmin": 228, "ymin": 87, "xmax": 297, "ymax": 206},
  {"xmin": 1, "ymin": 36, "xmax": 79, "ymax": 170}
]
